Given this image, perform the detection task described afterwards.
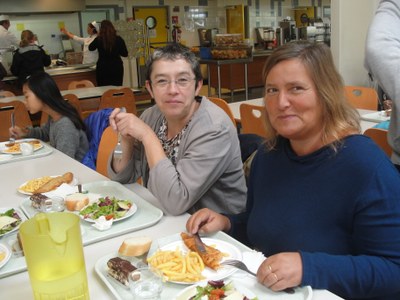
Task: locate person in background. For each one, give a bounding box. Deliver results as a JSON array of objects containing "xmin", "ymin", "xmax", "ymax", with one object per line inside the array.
[
  {"xmin": 9, "ymin": 72, "xmax": 89, "ymax": 161},
  {"xmin": 88, "ymin": 20, "xmax": 127, "ymax": 86},
  {"xmin": 365, "ymin": 0, "xmax": 400, "ymax": 172},
  {"xmin": 10, "ymin": 30, "xmax": 51, "ymax": 89},
  {"xmin": 108, "ymin": 43, "xmax": 247, "ymax": 216},
  {"xmin": 61, "ymin": 21, "xmax": 99, "ymax": 65},
  {"xmin": 0, "ymin": 14, "xmax": 19, "ymax": 75},
  {"xmin": 186, "ymin": 41, "xmax": 400, "ymax": 300}
]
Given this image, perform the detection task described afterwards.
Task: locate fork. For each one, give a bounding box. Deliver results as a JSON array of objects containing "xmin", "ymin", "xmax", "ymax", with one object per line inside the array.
[
  {"xmin": 9, "ymin": 111, "xmax": 16, "ymax": 146},
  {"xmin": 221, "ymin": 259, "xmax": 295, "ymax": 294},
  {"xmin": 113, "ymin": 107, "xmax": 126, "ymax": 160}
]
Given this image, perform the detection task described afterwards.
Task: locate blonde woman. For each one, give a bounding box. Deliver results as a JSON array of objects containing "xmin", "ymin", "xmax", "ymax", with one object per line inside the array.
[{"xmin": 11, "ymin": 30, "xmax": 51, "ymax": 88}]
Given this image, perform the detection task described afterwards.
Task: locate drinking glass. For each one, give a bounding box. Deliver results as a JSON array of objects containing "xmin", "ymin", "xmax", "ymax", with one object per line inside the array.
[{"xmin": 129, "ymin": 267, "xmax": 163, "ymax": 300}]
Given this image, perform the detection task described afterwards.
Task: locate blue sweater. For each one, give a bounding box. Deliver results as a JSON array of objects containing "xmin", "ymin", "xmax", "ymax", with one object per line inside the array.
[{"xmin": 230, "ymin": 135, "xmax": 400, "ymax": 300}]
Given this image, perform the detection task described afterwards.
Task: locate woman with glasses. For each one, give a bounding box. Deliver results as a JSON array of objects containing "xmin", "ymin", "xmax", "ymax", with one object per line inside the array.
[{"xmin": 108, "ymin": 43, "xmax": 246, "ymax": 216}]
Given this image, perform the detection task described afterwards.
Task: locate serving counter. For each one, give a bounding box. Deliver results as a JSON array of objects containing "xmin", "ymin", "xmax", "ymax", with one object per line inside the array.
[
  {"xmin": 1, "ymin": 64, "xmax": 97, "ymax": 94},
  {"xmin": 200, "ymin": 50, "xmax": 273, "ymax": 101}
]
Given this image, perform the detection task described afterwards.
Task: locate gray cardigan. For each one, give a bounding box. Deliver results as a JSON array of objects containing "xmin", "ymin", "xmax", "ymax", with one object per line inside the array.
[
  {"xmin": 108, "ymin": 97, "xmax": 247, "ymax": 215},
  {"xmin": 27, "ymin": 116, "xmax": 89, "ymax": 161}
]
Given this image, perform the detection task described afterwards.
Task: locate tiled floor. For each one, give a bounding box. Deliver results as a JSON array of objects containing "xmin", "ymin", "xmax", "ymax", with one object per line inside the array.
[{"xmin": 199, "ymin": 85, "xmax": 264, "ymax": 103}]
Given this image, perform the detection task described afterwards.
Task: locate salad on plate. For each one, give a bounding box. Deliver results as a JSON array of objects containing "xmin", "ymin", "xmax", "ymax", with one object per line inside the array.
[
  {"xmin": 79, "ymin": 196, "xmax": 135, "ymax": 222},
  {"xmin": 178, "ymin": 280, "xmax": 258, "ymax": 300}
]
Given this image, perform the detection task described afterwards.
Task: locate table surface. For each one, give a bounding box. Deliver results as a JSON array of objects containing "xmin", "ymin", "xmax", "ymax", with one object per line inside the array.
[
  {"xmin": 0, "ymin": 144, "xmax": 342, "ymax": 300},
  {"xmin": 227, "ymin": 97, "xmax": 381, "ymax": 133}
]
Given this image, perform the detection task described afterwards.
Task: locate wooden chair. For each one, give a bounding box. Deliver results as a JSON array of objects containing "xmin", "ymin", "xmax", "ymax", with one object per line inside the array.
[
  {"xmin": 96, "ymin": 126, "xmax": 118, "ymax": 177},
  {"xmin": 239, "ymin": 103, "xmax": 267, "ymax": 138},
  {"xmin": 0, "ymin": 91, "xmax": 15, "ymax": 98},
  {"xmin": 98, "ymin": 87, "xmax": 137, "ymax": 115},
  {"xmin": 67, "ymin": 80, "xmax": 95, "ymax": 90},
  {"xmin": 364, "ymin": 127, "xmax": 392, "ymax": 157},
  {"xmin": 0, "ymin": 101, "xmax": 32, "ymax": 142},
  {"xmin": 40, "ymin": 94, "xmax": 83, "ymax": 125},
  {"xmin": 345, "ymin": 86, "xmax": 379, "ymax": 110},
  {"xmin": 208, "ymin": 97, "xmax": 236, "ymax": 126}
]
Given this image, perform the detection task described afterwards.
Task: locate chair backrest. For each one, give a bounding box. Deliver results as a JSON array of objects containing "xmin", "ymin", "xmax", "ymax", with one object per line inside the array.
[
  {"xmin": 98, "ymin": 87, "xmax": 137, "ymax": 115},
  {"xmin": 40, "ymin": 94, "xmax": 83, "ymax": 125},
  {"xmin": 0, "ymin": 101, "xmax": 32, "ymax": 142},
  {"xmin": 345, "ymin": 86, "xmax": 378, "ymax": 110},
  {"xmin": 239, "ymin": 103, "xmax": 267, "ymax": 138},
  {"xmin": 364, "ymin": 127, "xmax": 392, "ymax": 157},
  {"xmin": 0, "ymin": 91, "xmax": 15, "ymax": 98},
  {"xmin": 67, "ymin": 80, "xmax": 95, "ymax": 90},
  {"xmin": 208, "ymin": 97, "xmax": 236, "ymax": 126},
  {"xmin": 96, "ymin": 126, "xmax": 118, "ymax": 177}
]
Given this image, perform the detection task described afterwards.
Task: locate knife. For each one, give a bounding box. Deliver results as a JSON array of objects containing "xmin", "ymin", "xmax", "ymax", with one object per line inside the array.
[{"xmin": 193, "ymin": 233, "xmax": 207, "ymax": 253}]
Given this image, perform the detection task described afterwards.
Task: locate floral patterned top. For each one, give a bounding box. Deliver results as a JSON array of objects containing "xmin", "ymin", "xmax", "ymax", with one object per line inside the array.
[{"xmin": 157, "ymin": 117, "xmax": 190, "ymax": 166}]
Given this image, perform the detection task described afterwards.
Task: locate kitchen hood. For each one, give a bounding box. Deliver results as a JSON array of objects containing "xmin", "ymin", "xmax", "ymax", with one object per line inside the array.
[{"xmin": 0, "ymin": 0, "xmax": 85, "ymax": 13}]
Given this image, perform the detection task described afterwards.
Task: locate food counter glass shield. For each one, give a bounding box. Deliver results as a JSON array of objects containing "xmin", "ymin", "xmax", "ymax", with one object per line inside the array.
[{"xmin": 19, "ymin": 212, "xmax": 89, "ymax": 300}]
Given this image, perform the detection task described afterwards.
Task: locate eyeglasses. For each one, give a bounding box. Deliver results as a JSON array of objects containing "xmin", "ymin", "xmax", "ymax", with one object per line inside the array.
[{"xmin": 151, "ymin": 77, "xmax": 195, "ymax": 89}]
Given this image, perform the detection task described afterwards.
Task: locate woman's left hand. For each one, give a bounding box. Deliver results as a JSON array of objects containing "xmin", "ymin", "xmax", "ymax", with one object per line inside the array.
[{"xmin": 257, "ymin": 252, "xmax": 303, "ymax": 291}]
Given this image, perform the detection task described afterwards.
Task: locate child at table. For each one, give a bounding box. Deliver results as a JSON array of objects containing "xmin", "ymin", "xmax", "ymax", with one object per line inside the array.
[{"xmin": 9, "ymin": 72, "xmax": 89, "ymax": 161}]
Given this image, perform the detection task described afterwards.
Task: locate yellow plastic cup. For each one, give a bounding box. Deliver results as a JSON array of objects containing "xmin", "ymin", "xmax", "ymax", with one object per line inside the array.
[{"xmin": 19, "ymin": 212, "xmax": 89, "ymax": 300}]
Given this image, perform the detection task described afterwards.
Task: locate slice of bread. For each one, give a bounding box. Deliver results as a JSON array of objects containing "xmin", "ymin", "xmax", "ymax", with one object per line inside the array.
[
  {"xmin": 65, "ymin": 193, "xmax": 89, "ymax": 211},
  {"xmin": 118, "ymin": 236, "xmax": 152, "ymax": 257}
]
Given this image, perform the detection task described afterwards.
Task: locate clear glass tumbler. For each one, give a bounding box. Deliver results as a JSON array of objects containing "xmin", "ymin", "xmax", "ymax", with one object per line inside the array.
[{"xmin": 129, "ymin": 267, "xmax": 163, "ymax": 300}]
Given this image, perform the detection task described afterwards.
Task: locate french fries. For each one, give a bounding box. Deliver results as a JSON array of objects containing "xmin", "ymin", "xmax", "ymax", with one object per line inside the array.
[
  {"xmin": 19, "ymin": 176, "xmax": 53, "ymax": 193},
  {"xmin": 147, "ymin": 247, "xmax": 205, "ymax": 282}
]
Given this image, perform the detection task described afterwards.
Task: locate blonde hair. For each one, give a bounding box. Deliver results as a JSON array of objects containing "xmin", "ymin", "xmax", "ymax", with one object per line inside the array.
[
  {"xmin": 262, "ymin": 41, "xmax": 360, "ymax": 151},
  {"xmin": 20, "ymin": 30, "xmax": 35, "ymax": 47}
]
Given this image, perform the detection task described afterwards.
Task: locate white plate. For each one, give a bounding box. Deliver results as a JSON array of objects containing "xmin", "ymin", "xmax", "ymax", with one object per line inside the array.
[
  {"xmin": 151, "ymin": 236, "xmax": 242, "ymax": 285},
  {"xmin": 361, "ymin": 111, "xmax": 390, "ymax": 123},
  {"xmin": 0, "ymin": 207, "xmax": 26, "ymax": 238},
  {"xmin": 18, "ymin": 175, "xmax": 78, "ymax": 195},
  {"xmin": 174, "ymin": 279, "xmax": 256, "ymax": 300},
  {"xmin": 79, "ymin": 200, "xmax": 138, "ymax": 223},
  {"xmin": 0, "ymin": 244, "xmax": 12, "ymax": 269},
  {"xmin": 174, "ymin": 278, "xmax": 313, "ymax": 300},
  {"xmin": 1, "ymin": 139, "xmax": 43, "ymax": 155}
]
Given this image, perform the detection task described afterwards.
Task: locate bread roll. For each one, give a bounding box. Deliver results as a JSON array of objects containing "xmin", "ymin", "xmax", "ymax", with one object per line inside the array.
[
  {"xmin": 65, "ymin": 193, "xmax": 89, "ymax": 211},
  {"xmin": 118, "ymin": 236, "xmax": 152, "ymax": 257},
  {"xmin": 34, "ymin": 172, "xmax": 74, "ymax": 193}
]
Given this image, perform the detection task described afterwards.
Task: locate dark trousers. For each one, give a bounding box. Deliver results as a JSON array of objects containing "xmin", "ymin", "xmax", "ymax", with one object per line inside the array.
[{"xmin": 395, "ymin": 164, "xmax": 400, "ymax": 173}]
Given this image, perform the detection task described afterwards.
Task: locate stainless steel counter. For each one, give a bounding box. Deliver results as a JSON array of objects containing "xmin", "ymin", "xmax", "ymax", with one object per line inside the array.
[{"xmin": 2, "ymin": 63, "xmax": 96, "ymax": 82}]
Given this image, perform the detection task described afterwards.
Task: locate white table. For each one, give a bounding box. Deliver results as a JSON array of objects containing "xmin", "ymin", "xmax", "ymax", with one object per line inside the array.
[
  {"xmin": 228, "ymin": 98, "xmax": 382, "ymax": 133},
  {"xmin": 0, "ymin": 145, "xmax": 343, "ymax": 300}
]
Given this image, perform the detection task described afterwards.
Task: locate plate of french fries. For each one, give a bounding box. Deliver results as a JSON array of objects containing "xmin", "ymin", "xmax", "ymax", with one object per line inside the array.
[
  {"xmin": 147, "ymin": 234, "xmax": 242, "ymax": 285},
  {"xmin": 1, "ymin": 139, "xmax": 43, "ymax": 155},
  {"xmin": 17, "ymin": 172, "xmax": 77, "ymax": 195}
]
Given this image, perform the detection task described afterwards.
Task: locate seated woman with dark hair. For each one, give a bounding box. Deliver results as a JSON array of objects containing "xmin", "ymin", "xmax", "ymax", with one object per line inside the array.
[{"xmin": 9, "ymin": 72, "xmax": 89, "ymax": 161}]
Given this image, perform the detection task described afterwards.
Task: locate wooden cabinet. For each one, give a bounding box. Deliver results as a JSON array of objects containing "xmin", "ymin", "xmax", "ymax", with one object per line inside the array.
[
  {"xmin": 50, "ymin": 70, "xmax": 97, "ymax": 91},
  {"xmin": 206, "ymin": 54, "xmax": 270, "ymax": 91}
]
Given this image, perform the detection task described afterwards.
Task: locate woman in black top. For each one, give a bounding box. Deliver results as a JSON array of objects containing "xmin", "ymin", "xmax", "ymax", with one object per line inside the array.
[
  {"xmin": 11, "ymin": 30, "xmax": 51, "ymax": 89},
  {"xmin": 89, "ymin": 20, "xmax": 128, "ymax": 86}
]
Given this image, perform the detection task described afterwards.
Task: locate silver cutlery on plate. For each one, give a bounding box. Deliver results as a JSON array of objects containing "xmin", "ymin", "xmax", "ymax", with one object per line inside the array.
[{"xmin": 221, "ymin": 259, "xmax": 295, "ymax": 294}]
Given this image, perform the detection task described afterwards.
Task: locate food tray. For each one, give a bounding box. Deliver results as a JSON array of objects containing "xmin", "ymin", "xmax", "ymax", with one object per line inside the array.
[
  {"xmin": 0, "ymin": 181, "xmax": 163, "ymax": 279},
  {"xmin": 95, "ymin": 231, "xmax": 313, "ymax": 300},
  {"xmin": 0, "ymin": 139, "xmax": 53, "ymax": 165},
  {"xmin": 360, "ymin": 111, "xmax": 390, "ymax": 123}
]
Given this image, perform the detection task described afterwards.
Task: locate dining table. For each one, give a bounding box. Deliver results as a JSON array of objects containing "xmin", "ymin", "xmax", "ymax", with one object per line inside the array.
[
  {"xmin": 227, "ymin": 97, "xmax": 386, "ymax": 133},
  {"xmin": 0, "ymin": 142, "xmax": 343, "ymax": 299}
]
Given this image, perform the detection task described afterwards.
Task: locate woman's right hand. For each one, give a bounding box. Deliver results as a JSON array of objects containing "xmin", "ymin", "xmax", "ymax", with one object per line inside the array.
[
  {"xmin": 186, "ymin": 208, "xmax": 231, "ymax": 235},
  {"xmin": 9, "ymin": 125, "xmax": 28, "ymax": 139}
]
